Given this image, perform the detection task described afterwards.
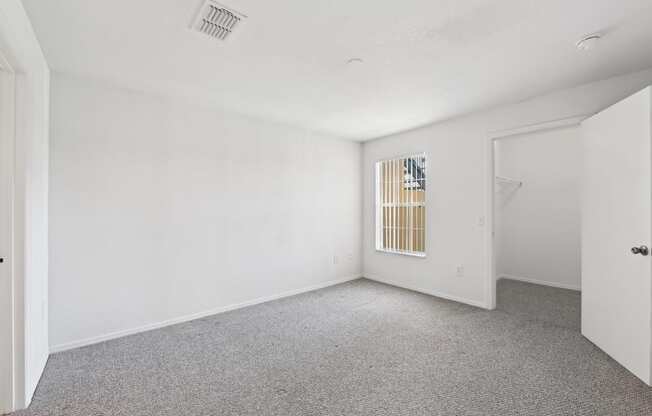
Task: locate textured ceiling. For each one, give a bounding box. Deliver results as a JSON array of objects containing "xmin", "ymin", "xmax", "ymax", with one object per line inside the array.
[{"xmin": 22, "ymin": 0, "xmax": 652, "ymax": 140}]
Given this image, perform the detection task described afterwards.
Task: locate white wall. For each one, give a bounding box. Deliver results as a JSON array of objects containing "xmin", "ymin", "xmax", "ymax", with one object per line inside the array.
[
  {"xmin": 49, "ymin": 73, "xmax": 362, "ymax": 351},
  {"xmin": 495, "ymin": 126, "xmax": 581, "ymax": 291},
  {"xmin": 0, "ymin": 0, "xmax": 49, "ymax": 410},
  {"xmin": 362, "ymin": 68, "xmax": 652, "ymax": 308}
]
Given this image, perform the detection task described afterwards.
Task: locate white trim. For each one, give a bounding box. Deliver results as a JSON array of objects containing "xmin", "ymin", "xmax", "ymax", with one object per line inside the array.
[
  {"xmin": 498, "ymin": 274, "xmax": 581, "ymax": 292},
  {"xmin": 484, "ymin": 116, "xmax": 587, "ymax": 311},
  {"xmin": 364, "ymin": 273, "xmax": 489, "ymax": 309},
  {"xmin": 0, "ymin": 54, "xmax": 16, "ymax": 415},
  {"xmin": 375, "ymin": 249, "xmax": 426, "ymax": 258},
  {"xmin": 50, "ymin": 274, "xmax": 362, "ymax": 353},
  {"xmin": 488, "ymin": 115, "xmax": 589, "ymax": 140},
  {"xmin": 484, "ymin": 135, "xmax": 496, "ymax": 310}
]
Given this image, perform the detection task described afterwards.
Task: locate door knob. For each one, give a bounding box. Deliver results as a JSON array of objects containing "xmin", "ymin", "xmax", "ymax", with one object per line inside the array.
[{"xmin": 632, "ymin": 246, "xmax": 649, "ymax": 256}]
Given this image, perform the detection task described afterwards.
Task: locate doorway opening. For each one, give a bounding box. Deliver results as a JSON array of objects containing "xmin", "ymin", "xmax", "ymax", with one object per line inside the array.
[{"xmin": 486, "ymin": 117, "xmax": 585, "ymax": 323}]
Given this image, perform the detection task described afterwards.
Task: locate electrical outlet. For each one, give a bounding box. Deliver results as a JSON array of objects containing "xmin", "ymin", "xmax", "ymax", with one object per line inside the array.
[
  {"xmin": 456, "ymin": 265, "xmax": 464, "ymax": 277},
  {"xmin": 333, "ymin": 255, "xmax": 339, "ymax": 265},
  {"xmin": 347, "ymin": 253, "xmax": 353, "ymax": 262}
]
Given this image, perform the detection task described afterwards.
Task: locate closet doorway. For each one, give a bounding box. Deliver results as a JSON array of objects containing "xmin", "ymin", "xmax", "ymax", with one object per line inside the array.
[{"xmin": 487, "ymin": 118, "xmax": 583, "ymax": 327}]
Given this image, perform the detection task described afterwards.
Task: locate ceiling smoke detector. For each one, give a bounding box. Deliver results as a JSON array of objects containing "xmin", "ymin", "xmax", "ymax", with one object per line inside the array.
[
  {"xmin": 576, "ymin": 34, "xmax": 602, "ymax": 51},
  {"xmin": 191, "ymin": 0, "xmax": 246, "ymax": 40}
]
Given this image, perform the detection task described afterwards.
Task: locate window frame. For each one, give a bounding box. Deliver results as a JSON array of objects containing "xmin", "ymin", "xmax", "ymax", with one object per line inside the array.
[{"xmin": 374, "ymin": 152, "xmax": 427, "ymax": 258}]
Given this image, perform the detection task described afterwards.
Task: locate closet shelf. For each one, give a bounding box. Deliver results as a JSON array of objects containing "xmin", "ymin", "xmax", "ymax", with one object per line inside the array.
[{"xmin": 495, "ymin": 176, "xmax": 523, "ymax": 187}]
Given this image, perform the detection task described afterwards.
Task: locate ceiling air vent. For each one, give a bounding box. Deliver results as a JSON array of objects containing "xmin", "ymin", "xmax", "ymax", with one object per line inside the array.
[{"xmin": 191, "ymin": 1, "xmax": 246, "ymax": 40}]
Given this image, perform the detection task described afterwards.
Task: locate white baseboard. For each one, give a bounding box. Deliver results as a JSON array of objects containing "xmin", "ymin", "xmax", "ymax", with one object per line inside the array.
[
  {"xmin": 50, "ymin": 274, "xmax": 362, "ymax": 353},
  {"xmin": 364, "ymin": 273, "xmax": 490, "ymax": 309},
  {"xmin": 498, "ymin": 274, "xmax": 581, "ymax": 291}
]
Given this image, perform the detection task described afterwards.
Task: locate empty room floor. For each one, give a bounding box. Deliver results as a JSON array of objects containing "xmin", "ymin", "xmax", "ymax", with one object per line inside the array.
[{"xmin": 13, "ymin": 279, "xmax": 652, "ymax": 416}]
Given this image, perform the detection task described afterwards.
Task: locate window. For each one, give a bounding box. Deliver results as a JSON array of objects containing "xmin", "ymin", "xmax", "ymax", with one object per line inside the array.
[{"xmin": 375, "ymin": 153, "xmax": 426, "ymax": 257}]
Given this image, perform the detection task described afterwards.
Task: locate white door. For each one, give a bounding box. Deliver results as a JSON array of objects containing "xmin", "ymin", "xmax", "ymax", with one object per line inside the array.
[
  {"xmin": 0, "ymin": 64, "xmax": 14, "ymax": 413},
  {"xmin": 581, "ymin": 86, "xmax": 652, "ymax": 385}
]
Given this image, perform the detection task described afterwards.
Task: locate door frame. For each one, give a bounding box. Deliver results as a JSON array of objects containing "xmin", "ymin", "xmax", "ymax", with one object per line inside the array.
[
  {"xmin": 0, "ymin": 48, "xmax": 16, "ymax": 414},
  {"xmin": 483, "ymin": 115, "xmax": 588, "ymax": 309}
]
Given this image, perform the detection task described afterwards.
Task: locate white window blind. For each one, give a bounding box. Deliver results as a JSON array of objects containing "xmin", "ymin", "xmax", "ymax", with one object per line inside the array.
[{"xmin": 375, "ymin": 153, "xmax": 426, "ymax": 256}]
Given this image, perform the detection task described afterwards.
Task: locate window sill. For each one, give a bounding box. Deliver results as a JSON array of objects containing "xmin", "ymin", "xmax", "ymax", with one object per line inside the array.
[{"xmin": 376, "ymin": 249, "xmax": 426, "ymax": 258}]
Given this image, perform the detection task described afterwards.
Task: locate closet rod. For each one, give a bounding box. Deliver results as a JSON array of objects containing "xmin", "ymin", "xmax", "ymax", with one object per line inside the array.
[{"xmin": 495, "ymin": 176, "xmax": 523, "ymax": 187}]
